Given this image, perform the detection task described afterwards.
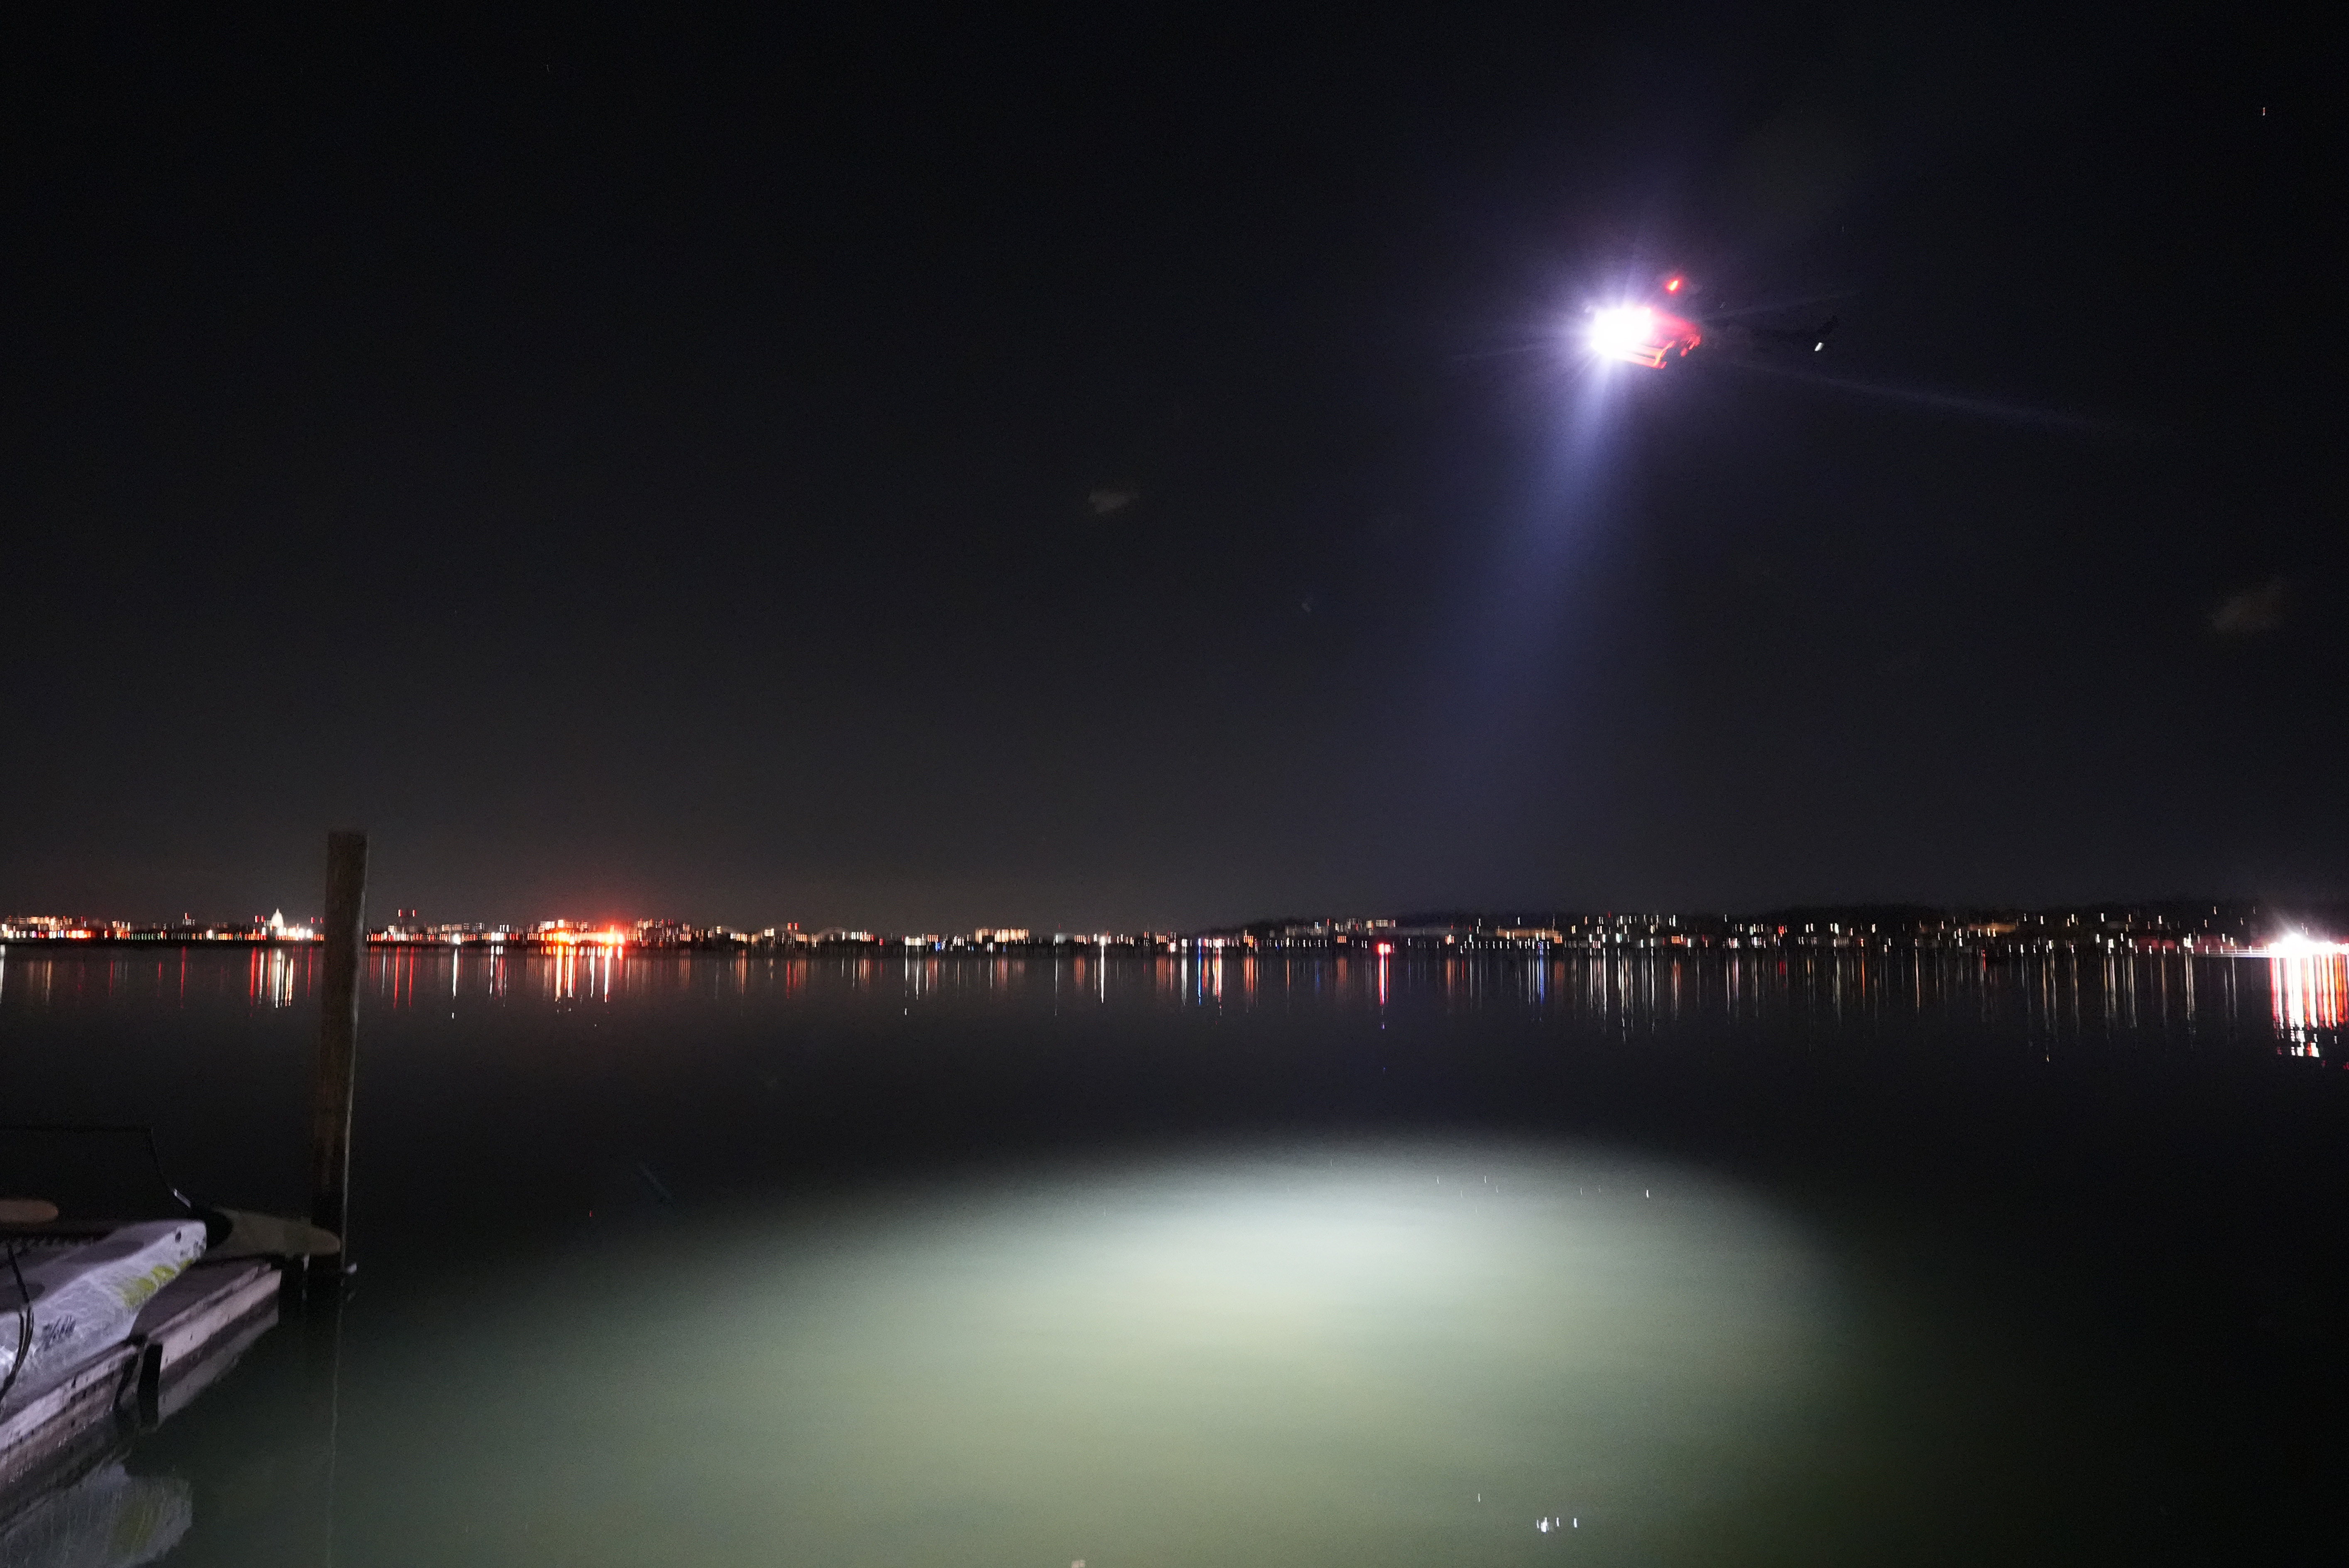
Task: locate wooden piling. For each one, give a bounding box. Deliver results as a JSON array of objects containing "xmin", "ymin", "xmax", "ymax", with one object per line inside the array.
[{"xmin": 307, "ymin": 830, "xmax": 367, "ymax": 1284}]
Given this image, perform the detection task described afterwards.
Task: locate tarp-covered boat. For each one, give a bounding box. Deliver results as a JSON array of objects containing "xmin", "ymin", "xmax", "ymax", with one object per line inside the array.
[{"xmin": 0, "ymin": 1222, "xmax": 211, "ymax": 1415}]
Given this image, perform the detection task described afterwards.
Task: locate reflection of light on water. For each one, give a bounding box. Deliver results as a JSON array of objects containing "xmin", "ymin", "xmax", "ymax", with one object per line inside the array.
[
  {"xmin": 372, "ymin": 946, "xmax": 424, "ymax": 1009},
  {"xmin": 546, "ymin": 945, "xmax": 622, "ymax": 1004},
  {"xmin": 2267, "ymin": 940, "xmax": 2346, "ymax": 1055},
  {"xmin": 0, "ymin": 1460, "xmax": 191, "ymax": 1565},
  {"xmin": 402, "ymin": 1144, "xmax": 1830, "ymax": 1567},
  {"xmin": 246, "ymin": 946, "xmax": 304, "ymax": 1008},
  {"xmin": 5, "ymin": 948, "xmax": 2339, "ymax": 1059}
]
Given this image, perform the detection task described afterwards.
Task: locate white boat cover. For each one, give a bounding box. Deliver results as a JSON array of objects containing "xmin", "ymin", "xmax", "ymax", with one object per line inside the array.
[{"xmin": 0, "ymin": 1221, "xmax": 209, "ymax": 1411}]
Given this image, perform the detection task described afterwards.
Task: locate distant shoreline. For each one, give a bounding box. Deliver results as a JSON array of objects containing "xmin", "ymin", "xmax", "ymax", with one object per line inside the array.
[
  {"xmin": 0, "ymin": 933, "xmax": 2295, "ymax": 959},
  {"xmin": 7, "ymin": 900, "xmax": 2332, "ymax": 959}
]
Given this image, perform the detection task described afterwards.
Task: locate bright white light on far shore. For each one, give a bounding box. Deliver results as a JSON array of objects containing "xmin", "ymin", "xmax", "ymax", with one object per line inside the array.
[{"xmin": 2263, "ymin": 932, "xmax": 2349, "ymax": 958}]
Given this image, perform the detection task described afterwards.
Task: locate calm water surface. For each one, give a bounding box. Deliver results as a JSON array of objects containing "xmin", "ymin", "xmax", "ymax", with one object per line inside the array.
[{"xmin": 1, "ymin": 946, "xmax": 2344, "ymax": 1566}]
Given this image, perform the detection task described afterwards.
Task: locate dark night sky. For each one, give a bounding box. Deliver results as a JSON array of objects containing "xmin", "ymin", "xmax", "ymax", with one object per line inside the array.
[{"xmin": 1, "ymin": 3, "xmax": 2339, "ymax": 931}]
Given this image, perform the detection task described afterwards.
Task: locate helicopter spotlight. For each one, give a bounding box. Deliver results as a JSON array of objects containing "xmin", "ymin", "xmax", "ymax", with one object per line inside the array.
[{"xmin": 1587, "ymin": 303, "xmax": 1702, "ymax": 368}]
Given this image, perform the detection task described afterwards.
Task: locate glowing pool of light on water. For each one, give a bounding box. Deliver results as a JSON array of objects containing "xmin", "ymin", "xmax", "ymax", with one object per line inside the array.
[{"xmin": 327, "ymin": 1143, "xmax": 1849, "ymax": 1568}]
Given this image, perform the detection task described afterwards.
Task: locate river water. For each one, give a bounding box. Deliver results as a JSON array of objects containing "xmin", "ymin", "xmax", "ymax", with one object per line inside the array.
[{"xmin": 0, "ymin": 944, "xmax": 2344, "ymax": 1566}]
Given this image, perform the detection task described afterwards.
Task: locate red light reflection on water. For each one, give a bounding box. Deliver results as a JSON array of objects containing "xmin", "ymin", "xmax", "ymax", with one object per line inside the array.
[
  {"xmin": 246, "ymin": 946, "xmax": 311, "ymax": 1009},
  {"xmin": 547, "ymin": 946, "xmax": 620, "ymax": 1003},
  {"xmin": 2271, "ymin": 948, "xmax": 2346, "ymax": 1054}
]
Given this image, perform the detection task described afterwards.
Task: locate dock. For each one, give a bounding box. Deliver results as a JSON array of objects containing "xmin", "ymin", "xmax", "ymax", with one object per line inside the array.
[{"xmin": 0, "ymin": 1258, "xmax": 282, "ymax": 1495}]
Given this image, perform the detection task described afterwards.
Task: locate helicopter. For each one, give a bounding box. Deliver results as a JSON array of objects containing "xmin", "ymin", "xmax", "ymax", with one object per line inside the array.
[{"xmin": 1586, "ymin": 274, "xmax": 1838, "ymax": 369}]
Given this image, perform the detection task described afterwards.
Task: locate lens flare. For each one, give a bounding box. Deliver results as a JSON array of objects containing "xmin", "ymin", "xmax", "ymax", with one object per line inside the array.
[
  {"xmin": 1588, "ymin": 306, "xmax": 1653, "ymax": 358},
  {"xmin": 1587, "ymin": 305, "xmax": 1698, "ymax": 368}
]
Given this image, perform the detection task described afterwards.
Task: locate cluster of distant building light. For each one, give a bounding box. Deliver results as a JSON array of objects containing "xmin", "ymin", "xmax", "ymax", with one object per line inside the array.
[{"xmin": 3, "ymin": 903, "xmax": 2342, "ymax": 959}]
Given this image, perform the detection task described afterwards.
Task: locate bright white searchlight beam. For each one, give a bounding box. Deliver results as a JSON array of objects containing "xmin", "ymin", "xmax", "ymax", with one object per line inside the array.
[{"xmin": 1587, "ymin": 306, "xmax": 1653, "ymax": 360}]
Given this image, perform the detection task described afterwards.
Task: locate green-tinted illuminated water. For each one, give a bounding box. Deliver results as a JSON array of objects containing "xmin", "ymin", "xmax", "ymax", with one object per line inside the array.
[{"xmin": 329, "ymin": 1153, "xmax": 1846, "ymax": 1566}]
